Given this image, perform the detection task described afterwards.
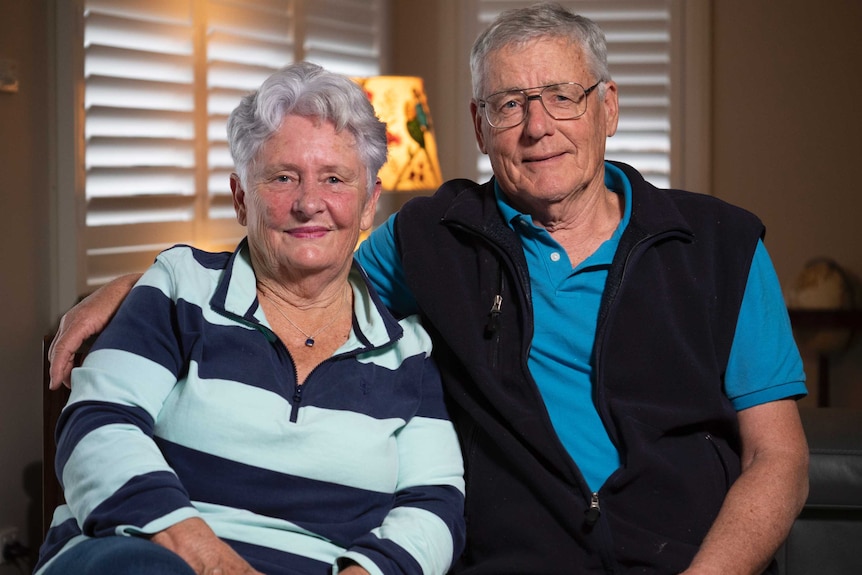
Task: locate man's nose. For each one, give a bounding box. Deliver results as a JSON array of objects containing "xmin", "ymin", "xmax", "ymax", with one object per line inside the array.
[{"xmin": 522, "ymin": 94, "xmax": 554, "ymax": 137}]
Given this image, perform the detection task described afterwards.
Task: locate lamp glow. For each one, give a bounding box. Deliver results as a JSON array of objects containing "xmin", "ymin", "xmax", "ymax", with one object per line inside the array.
[{"xmin": 356, "ymin": 76, "xmax": 442, "ymax": 192}]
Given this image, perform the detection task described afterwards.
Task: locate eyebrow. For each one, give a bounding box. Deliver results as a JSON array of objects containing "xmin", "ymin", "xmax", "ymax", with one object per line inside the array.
[{"xmin": 486, "ymin": 82, "xmax": 567, "ymax": 96}]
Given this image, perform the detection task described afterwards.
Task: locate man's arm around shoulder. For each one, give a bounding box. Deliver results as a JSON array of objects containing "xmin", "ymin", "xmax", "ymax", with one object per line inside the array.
[{"xmin": 48, "ymin": 272, "xmax": 142, "ymax": 389}]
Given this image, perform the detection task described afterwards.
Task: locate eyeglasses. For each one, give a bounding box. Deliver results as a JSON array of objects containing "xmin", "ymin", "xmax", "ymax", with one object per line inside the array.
[{"xmin": 479, "ymin": 81, "xmax": 602, "ymax": 129}]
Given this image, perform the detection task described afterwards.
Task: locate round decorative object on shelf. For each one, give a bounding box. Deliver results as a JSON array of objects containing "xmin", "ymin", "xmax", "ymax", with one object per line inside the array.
[{"xmin": 786, "ymin": 258, "xmax": 855, "ymax": 354}]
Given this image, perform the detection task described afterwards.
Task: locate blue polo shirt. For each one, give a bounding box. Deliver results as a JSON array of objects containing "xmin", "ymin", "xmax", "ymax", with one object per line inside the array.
[{"xmin": 357, "ymin": 162, "xmax": 807, "ymax": 490}]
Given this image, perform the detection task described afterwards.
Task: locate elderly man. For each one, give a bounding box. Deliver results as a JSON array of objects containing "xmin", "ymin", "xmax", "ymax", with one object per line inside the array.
[{"xmin": 50, "ymin": 4, "xmax": 808, "ymax": 574}]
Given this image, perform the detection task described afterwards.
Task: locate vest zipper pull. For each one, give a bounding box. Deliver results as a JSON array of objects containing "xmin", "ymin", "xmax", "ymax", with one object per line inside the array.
[
  {"xmin": 584, "ymin": 492, "xmax": 601, "ymax": 525},
  {"xmin": 484, "ymin": 294, "xmax": 503, "ymax": 337}
]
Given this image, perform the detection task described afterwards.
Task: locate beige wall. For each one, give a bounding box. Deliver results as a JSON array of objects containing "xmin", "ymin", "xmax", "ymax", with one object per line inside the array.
[
  {"xmin": 711, "ymin": 1, "xmax": 862, "ymax": 408},
  {"xmin": 0, "ymin": 0, "xmax": 54, "ymax": 566},
  {"xmin": 2, "ymin": 0, "xmax": 861, "ymax": 564}
]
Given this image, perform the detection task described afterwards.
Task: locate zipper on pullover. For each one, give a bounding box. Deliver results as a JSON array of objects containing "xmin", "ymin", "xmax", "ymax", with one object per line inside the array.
[{"xmin": 289, "ymin": 384, "xmax": 303, "ymax": 423}]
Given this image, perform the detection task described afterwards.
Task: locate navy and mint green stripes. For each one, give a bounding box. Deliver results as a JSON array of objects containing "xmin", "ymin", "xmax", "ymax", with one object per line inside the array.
[{"xmin": 38, "ymin": 240, "xmax": 465, "ymax": 575}]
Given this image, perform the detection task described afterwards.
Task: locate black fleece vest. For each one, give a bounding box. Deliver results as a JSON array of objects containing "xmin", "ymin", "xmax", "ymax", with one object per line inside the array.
[{"xmin": 395, "ymin": 161, "xmax": 767, "ymax": 574}]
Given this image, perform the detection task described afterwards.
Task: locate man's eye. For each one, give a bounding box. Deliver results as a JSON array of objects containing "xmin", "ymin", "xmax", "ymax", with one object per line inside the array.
[
  {"xmin": 501, "ymin": 99, "xmax": 522, "ymax": 111},
  {"xmin": 327, "ymin": 176, "xmax": 342, "ymax": 184},
  {"xmin": 276, "ymin": 175, "xmax": 292, "ymax": 183}
]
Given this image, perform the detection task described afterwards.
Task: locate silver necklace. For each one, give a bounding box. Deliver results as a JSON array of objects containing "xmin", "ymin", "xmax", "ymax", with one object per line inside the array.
[{"xmin": 263, "ymin": 288, "xmax": 348, "ymax": 347}]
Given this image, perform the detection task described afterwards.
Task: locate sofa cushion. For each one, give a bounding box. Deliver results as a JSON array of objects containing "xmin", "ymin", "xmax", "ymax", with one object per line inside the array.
[{"xmin": 800, "ymin": 407, "xmax": 862, "ymax": 509}]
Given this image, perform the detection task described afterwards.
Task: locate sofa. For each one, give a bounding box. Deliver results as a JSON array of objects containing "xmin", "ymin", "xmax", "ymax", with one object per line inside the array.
[{"xmin": 775, "ymin": 407, "xmax": 862, "ymax": 574}]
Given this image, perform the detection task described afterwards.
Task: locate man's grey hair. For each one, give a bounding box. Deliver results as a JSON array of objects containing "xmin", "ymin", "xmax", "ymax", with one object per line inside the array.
[{"xmin": 470, "ymin": 2, "xmax": 612, "ymax": 100}]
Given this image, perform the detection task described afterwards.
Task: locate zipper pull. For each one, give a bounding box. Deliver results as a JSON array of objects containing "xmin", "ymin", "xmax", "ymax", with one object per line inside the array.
[
  {"xmin": 484, "ymin": 294, "xmax": 503, "ymax": 337},
  {"xmin": 584, "ymin": 492, "xmax": 601, "ymax": 525},
  {"xmin": 289, "ymin": 385, "xmax": 304, "ymax": 423}
]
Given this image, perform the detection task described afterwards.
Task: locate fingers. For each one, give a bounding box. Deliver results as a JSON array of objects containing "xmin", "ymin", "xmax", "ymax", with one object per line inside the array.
[
  {"xmin": 48, "ymin": 352, "xmax": 74, "ymax": 390},
  {"xmin": 152, "ymin": 518, "xmax": 264, "ymax": 575},
  {"xmin": 47, "ymin": 333, "xmax": 75, "ymax": 390},
  {"xmin": 46, "ymin": 273, "xmax": 143, "ymax": 390}
]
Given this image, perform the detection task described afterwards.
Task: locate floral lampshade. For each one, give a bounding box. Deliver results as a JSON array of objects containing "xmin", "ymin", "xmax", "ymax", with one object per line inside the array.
[{"xmin": 355, "ymin": 76, "xmax": 442, "ymax": 192}]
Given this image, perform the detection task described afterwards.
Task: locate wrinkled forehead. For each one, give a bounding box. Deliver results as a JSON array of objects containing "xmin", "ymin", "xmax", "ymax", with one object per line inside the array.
[
  {"xmin": 479, "ymin": 37, "xmax": 588, "ymax": 96},
  {"xmin": 251, "ymin": 114, "xmax": 363, "ymax": 172}
]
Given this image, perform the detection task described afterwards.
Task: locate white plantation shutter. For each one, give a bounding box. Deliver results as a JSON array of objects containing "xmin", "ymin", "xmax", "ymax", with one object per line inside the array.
[
  {"xmin": 304, "ymin": 0, "xmax": 388, "ymax": 77},
  {"xmin": 84, "ymin": 0, "xmax": 199, "ymax": 286},
  {"xmin": 204, "ymin": 0, "xmax": 295, "ymax": 233},
  {"xmin": 81, "ymin": 0, "xmax": 386, "ymax": 290},
  {"xmin": 474, "ymin": 0, "xmax": 676, "ymax": 188}
]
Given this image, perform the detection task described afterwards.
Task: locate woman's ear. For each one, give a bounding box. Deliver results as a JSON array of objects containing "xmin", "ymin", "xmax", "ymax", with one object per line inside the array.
[
  {"xmin": 360, "ymin": 179, "xmax": 382, "ymax": 231},
  {"xmin": 230, "ymin": 174, "xmax": 248, "ymax": 226}
]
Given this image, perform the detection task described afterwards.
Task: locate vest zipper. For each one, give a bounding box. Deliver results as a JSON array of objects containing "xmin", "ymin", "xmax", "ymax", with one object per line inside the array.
[
  {"xmin": 483, "ymin": 265, "xmax": 506, "ymax": 369},
  {"xmin": 485, "ymin": 294, "xmax": 502, "ymax": 335},
  {"xmin": 585, "ymin": 491, "xmax": 601, "ymax": 525}
]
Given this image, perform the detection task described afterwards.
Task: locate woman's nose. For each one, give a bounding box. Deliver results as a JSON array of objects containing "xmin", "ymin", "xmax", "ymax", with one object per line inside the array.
[{"xmin": 292, "ymin": 184, "xmax": 325, "ymax": 217}]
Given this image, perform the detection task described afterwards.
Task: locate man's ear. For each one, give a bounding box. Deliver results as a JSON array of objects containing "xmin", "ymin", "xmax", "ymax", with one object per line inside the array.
[
  {"xmin": 471, "ymin": 100, "xmax": 488, "ymax": 155},
  {"xmin": 602, "ymin": 80, "xmax": 620, "ymax": 138},
  {"xmin": 230, "ymin": 174, "xmax": 247, "ymax": 226}
]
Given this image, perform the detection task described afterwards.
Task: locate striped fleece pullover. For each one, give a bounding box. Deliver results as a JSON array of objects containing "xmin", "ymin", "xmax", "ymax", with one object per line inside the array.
[{"xmin": 36, "ymin": 240, "xmax": 465, "ymax": 575}]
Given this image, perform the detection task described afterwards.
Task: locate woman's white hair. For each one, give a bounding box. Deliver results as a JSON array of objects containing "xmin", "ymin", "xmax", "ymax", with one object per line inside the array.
[{"xmin": 227, "ymin": 62, "xmax": 388, "ymax": 196}]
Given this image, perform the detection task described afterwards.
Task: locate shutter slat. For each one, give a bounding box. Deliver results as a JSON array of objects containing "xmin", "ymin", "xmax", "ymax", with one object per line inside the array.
[
  {"xmin": 306, "ymin": 8, "xmax": 377, "ymax": 30},
  {"xmin": 208, "ymin": 88, "xmax": 257, "ymax": 116},
  {"xmin": 302, "ymin": 49, "xmax": 380, "ymax": 77},
  {"xmin": 86, "ymin": 220, "xmax": 194, "ymax": 249},
  {"xmin": 86, "ymin": 138, "xmax": 196, "ymax": 170},
  {"xmin": 207, "ymin": 1, "xmax": 293, "ymax": 42},
  {"xmin": 85, "ymin": 75, "xmax": 194, "ymax": 111},
  {"xmin": 86, "ymin": 198, "xmax": 194, "ymax": 223},
  {"xmin": 207, "ymin": 31, "xmax": 293, "ymax": 68},
  {"xmin": 207, "ymin": 61, "xmax": 287, "ymax": 91},
  {"xmin": 86, "ymin": 0, "xmax": 192, "ymax": 22},
  {"xmin": 304, "ymin": 0, "xmax": 382, "ymax": 76},
  {"xmin": 208, "ymin": 145, "xmax": 233, "ymax": 171},
  {"xmin": 87, "ymin": 107, "xmax": 194, "ymax": 139},
  {"xmin": 85, "ymin": 11, "xmax": 192, "ymax": 53},
  {"xmin": 86, "ymin": 45, "xmax": 193, "ymax": 84},
  {"xmin": 304, "ymin": 24, "xmax": 378, "ymax": 57},
  {"xmin": 86, "ymin": 167, "xmax": 196, "ymax": 197}
]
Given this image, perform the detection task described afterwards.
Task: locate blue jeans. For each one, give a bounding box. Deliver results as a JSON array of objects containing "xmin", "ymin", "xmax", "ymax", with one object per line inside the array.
[{"xmin": 43, "ymin": 536, "xmax": 196, "ymax": 575}]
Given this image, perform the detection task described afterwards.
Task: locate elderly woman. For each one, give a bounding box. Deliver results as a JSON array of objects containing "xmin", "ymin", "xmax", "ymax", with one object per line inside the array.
[{"xmin": 35, "ymin": 62, "xmax": 465, "ymax": 575}]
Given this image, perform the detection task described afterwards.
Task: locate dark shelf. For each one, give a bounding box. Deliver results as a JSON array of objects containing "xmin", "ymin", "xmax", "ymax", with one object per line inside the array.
[
  {"xmin": 787, "ymin": 309, "xmax": 862, "ymax": 330},
  {"xmin": 787, "ymin": 308, "xmax": 861, "ymax": 407}
]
